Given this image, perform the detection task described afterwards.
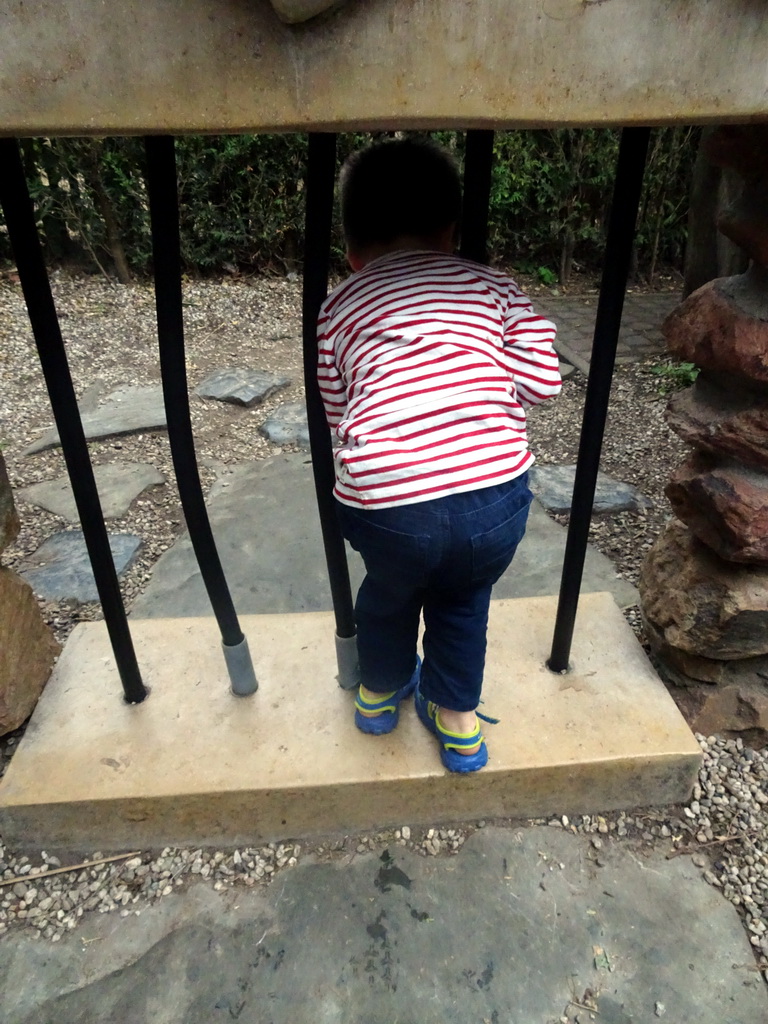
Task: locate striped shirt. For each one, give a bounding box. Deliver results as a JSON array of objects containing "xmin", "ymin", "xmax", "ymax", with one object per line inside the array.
[{"xmin": 317, "ymin": 250, "xmax": 561, "ymax": 509}]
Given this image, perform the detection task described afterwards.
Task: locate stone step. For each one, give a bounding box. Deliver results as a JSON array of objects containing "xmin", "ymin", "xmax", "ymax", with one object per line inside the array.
[{"xmin": 0, "ymin": 593, "xmax": 701, "ymax": 852}]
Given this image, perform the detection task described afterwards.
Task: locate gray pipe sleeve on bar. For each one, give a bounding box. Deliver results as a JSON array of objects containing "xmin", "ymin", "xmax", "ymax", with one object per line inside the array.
[
  {"xmin": 223, "ymin": 636, "xmax": 259, "ymax": 696},
  {"xmin": 335, "ymin": 633, "xmax": 360, "ymax": 690}
]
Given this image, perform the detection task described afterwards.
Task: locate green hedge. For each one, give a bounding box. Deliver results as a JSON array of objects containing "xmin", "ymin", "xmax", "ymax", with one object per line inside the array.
[{"xmin": 1, "ymin": 129, "xmax": 698, "ymax": 284}]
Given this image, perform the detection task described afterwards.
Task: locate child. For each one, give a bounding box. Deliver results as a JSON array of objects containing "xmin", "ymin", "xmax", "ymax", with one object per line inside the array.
[{"xmin": 317, "ymin": 138, "xmax": 561, "ymax": 772}]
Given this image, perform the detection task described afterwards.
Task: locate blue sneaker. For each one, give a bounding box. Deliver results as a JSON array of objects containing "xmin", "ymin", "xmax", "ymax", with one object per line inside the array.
[
  {"xmin": 414, "ymin": 685, "xmax": 489, "ymax": 773},
  {"xmin": 354, "ymin": 658, "xmax": 421, "ymax": 736}
]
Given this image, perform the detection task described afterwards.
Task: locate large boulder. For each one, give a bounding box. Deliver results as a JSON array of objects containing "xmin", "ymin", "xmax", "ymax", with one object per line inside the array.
[
  {"xmin": 0, "ymin": 567, "xmax": 60, "ymax": 735},
  {"xmin": 666, "ymin": 376, "xmax": 768, "ymax": 472},
  {"xmin": 639, "ymin": 520, "xmax": 768, "ymax": 659},
  {"xmin": 662, "ymin": 274, "xmax": 768, "ymax": 387},
  {"xmin": 665, "ymin": 453, "xmax": 768, "ymax": 563},
  {"xmin": 0, "ymin": 450, "xmax": 20, "ymax": 555}
]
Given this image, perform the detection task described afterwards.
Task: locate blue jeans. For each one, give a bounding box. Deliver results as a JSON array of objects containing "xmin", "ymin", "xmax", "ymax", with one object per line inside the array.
[{"xmin": 336, "ymin": 474, "xmax": 532, "ymax": 712}]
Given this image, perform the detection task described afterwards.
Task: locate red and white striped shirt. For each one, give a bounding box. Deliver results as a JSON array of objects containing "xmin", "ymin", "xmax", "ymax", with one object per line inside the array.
[{"xmin": 317, "ymin": 250, "xmax": 561, "ymax": 509}]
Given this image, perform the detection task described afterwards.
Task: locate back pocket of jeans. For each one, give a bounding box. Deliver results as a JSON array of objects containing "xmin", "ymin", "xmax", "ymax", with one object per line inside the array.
[
  {"xmin": 341, "ymin": 511, "xmax": 431, "ymax": 585},
  {"xmin": 470, "ymin": 502, "xmax": 531, "ymax": 584}
]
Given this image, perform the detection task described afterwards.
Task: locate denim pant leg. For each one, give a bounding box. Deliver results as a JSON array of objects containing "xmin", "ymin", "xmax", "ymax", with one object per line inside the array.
[
  {"xmin": 420, "ymin": 582, "xmax": 493, "ymax": 712},
  {"xmin": 419, "ymin": 475, "xmax": 533, "ymax": 712},
  {"xmin": 354, "ymin": 574, "xmax": 423, "ymax": 693},
  {"xmin": 336, "ymin": 501, "xmax": 430, "ymax": 694}
]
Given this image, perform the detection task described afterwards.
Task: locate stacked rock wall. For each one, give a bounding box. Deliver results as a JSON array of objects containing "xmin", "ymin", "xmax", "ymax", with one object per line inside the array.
[
  {"xmin": 0, "ymin": 452, "xmax": 60, "ymax": 735},
  {"xmin": 640, "ymin": 126, "xmax": 768, "ymax": 746}
]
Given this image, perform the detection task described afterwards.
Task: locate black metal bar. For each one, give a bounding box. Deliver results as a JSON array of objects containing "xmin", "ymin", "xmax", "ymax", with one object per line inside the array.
[
  {"xmin": 548, "ymin": 127, "xmax": 651, "ymax": 673},
  {"xmin": 460, "ymin": 130, "xmax": 495, "ymax": 264},
  {"xmin": 302, "ymin": 133, "xmax": 356, "ymax": 640},
  {"xmin": 0, "ymin": 138, "xmax": 147, "ymax": 704},
  {"xmin": 144, "ymin": 137, "xmax": 254, "ymax": 677}
]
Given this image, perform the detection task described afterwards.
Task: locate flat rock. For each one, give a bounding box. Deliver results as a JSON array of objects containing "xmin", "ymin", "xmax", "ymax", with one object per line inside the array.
[
  {"xmin": 666, "ymin": 452, "xmax": 768, "ymax": 563},
  {"xmin": 1, "ymin": 827, "xmax": 765, "ymax": 1024},
  {"xmin": 529, "ymin": 463, "xmax": 651, "ymax": 515},
  {"xmin": 639, "ymin": 520, "xmax": 768, "ymax": 659},
  {"xmin": 663, "ymin": 274, "xmax": 768, "ymax": 387},
  {"xmin": 0, "ymin": 450, "xmax": 20, "ymax": 554},
  {"xmin": 25, "ymin": 385, "xmax": 167, "ymax": 455},
  {"xmin": 666, "ymin": 376, "xmax": 768, "ymax": 471},
  {"xmin": 19, "ymin": 531, "xmax": 142, "ymax": 603},
  {"xmin": 195, "ymin": 368, "xmax": 290, "ymax": 408},
  {"xmin": 18, "ymin": 463, "xmax": 165, "ymax": 522},
  {"xmin": 645, "ymin": 616, "xmax": 768, "ymax": 686},
  {"xmin": 671, "ymin": 680, "xmax": 768, "ymax": 749},
  {"xmin": 259, "ymin": 402, "xmax": 310, "ymax": 447},
  {"xmin": 0, "ymin": 567, "xmax": 60, "ymax": 735},
  {"xmin": 131, "ymin": 454, "xmax": 637, "ymax": 619}
]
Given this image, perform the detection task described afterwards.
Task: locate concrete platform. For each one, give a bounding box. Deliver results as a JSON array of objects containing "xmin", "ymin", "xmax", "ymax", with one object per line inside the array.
[{"xmin": 0, "ymin": 593, "xmax": 700, "ymax": 851}]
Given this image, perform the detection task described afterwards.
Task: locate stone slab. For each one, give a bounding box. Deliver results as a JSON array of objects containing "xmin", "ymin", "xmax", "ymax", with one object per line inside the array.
[
  {"xmin": 195, "ymin": 368, "xmax": 290, "ymax": 408},
  {"xmin": 0, "ymin": 593, "xmax": 701, "ymax": 850},
  {"xmin": 131, "ymin": 455, "xmax": 638, "ymax": 619},
  {"xmin": 19, "ymin": 531, "xmax": 142, "ymax": 603},
  {"xmin": 529, "ymin": 463, "xmax": 652, "ymax": 516},
  {"xmin": 25, "ymin": 385, "xmax": 167, "ymax": 455},
  {"xmin": 2, "ymin": 1, "xmax": 767, "ymax": 135},
  {"xmin": 259, "ymin": 402, "xmax": 309, "ymax": 447},
  {"xmin": 18, "ymin": 463, "xmax": 165, "ymax": 521},
  {"xmin": 2, "ymin": 826, "xmax": 765, "ymax": 1024}
]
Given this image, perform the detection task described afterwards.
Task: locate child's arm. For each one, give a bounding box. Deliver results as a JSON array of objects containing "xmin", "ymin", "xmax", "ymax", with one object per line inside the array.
[
  {"xmin": 502, "ymin": 292, "xmax": 562, "ymax": 409},
  {"xmin": 316, "ymin": 313, "xmax": 347, "ymax": 429}
]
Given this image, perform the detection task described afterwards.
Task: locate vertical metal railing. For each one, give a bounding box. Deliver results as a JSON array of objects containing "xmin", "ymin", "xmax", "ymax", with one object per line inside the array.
[
  {"xmin": 301, "ymin": 133, "xmax": 359, "ymax": 690},
  {"xmin": 460, "ymin": 130, "xmax": 495, "ymax": 264},
  {"xmin": 0, "ymin": 138, "xmax": 147, "ymax": 704},
  {"xmin": 144, "ymin": 136, "xmax": 258, "ymax": 696},
  {"xmin": 548, "ymin": 126, "xmax": 651, "ymax": 672}
]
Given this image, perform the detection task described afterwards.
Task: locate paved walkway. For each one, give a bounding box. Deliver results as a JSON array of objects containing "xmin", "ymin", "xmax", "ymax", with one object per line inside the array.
[
  {"xmin": 3, "ymin": 827, "xmax": 766, "ymax": 1023},
  {"xmin": 130, "ymin": 455, "xmax": 638, "ymax": 619},
  {"xmin": 536, "ymin": 292, "xmax": 678, "ymax": 372}
]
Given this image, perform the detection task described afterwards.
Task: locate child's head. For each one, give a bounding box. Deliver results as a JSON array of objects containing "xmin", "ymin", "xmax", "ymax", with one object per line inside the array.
[{"xmin": 341, "ymin": 138, "xmax": 461, "ymax": 269}]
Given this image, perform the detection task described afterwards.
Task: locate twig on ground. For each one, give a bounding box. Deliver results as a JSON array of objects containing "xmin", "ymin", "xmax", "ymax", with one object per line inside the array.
[
  {"xmin": 666, "ymin": 831, "xmax": 759, "ymax": 859},
  {"xmin": 0, "ymin": 850, "xmax": 140, "ymax": 888},
  {"xmin": 568, "ymin": 1000, "xmax": 600, "ymax": 1015}
]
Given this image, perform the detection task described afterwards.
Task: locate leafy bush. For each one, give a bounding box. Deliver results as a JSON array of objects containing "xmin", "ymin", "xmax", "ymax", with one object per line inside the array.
[{"xmin": 0, "ymin": 129, "xmax": 699, "ymax": 284}]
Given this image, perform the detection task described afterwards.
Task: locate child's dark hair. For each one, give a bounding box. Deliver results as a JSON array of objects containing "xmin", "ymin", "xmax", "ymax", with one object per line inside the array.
[{"xmin": 341, "ymin": 138, "xmax": 461, "ymax": 250}]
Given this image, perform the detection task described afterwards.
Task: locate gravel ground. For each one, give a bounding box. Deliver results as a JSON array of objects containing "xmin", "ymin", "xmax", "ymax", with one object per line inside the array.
[{"xmin": 0, "ymin": 271, "xmax": 765, "ymax": 981}]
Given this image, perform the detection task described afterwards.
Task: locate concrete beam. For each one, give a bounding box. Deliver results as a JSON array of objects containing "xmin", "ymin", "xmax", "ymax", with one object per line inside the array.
[{"xmin": 1, "ymin": 0, "xmax": 767, "ymax": 135}]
